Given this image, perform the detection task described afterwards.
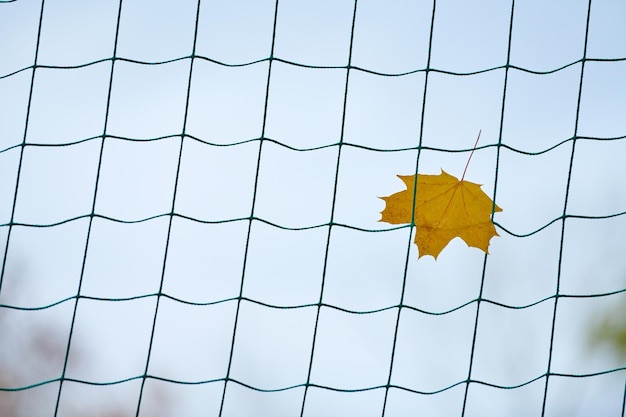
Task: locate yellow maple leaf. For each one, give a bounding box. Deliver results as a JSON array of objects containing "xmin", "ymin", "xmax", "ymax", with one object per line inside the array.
[{"xmin": 379, "ymin": 169, "xmax": 502, "ymax": 259}]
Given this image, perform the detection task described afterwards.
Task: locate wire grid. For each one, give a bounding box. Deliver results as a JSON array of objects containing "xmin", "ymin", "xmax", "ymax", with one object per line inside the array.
[{"xmin": 0, "ymin": 0, "xmax": 625, "ymax": 415}]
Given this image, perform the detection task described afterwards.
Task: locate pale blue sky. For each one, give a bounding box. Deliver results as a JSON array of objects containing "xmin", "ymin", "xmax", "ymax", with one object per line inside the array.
[{"xmin": 1, "ymin": 0, "xmax": 625, "ymax": 416}]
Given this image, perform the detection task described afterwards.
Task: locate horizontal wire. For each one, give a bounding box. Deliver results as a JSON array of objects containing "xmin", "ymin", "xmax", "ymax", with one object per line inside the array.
[
  {"xmin": 1, "ymin": 208, "xmax": 625, "ymax": 239},
  {"xmin": 1, "ymin": 134, "xmax": 625, "ymax": 164},
  {"xmin": 2, "ymin": 54, "xmax": 626, "ymax": 82},
  {"xmin": 2, "ymin": 287, "xmax": 624, "ymax": 317},
  {"xmin": 2, "ymin": 367, "xmax": 624, "ymax": 393}
]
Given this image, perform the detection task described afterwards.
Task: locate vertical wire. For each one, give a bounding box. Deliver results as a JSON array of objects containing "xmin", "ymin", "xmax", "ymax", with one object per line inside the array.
[
  {"xmin": 379, "ymin": 0, "xmax": 437, "ymax": 414},
  {"xmin": 298, "ymin": 2, "xmax": 359, "ymax": 416},
  {"xmin": 52, "ymin": 0, "xmax": 125, "ymax": 415},
  {"xmin": 134, "ymin": 1, "xmax": 203, "ymax": 415},
  {"xmin": 622, "ymin": 377, "xmax": 626, "ymax": 417},
  {"xmin": 217, "ymin": 1, "xmax": 280, "ymax": 415},
  {"xmin": 460, "ymin": 1, "xmax": 515, "ymax": 415},
  {"xmin": 0, "ymin": 0, "xmax": 46, "ymax": 294},
  {"xmin": 540, "ymin": 1, "xmax": 593, "ymax": 415}
]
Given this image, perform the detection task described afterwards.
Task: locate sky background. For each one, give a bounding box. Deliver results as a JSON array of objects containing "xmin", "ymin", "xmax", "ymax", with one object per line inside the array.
[{"xmin": 1, "ymin": 0, "xmax": 626, "ymax": 416}]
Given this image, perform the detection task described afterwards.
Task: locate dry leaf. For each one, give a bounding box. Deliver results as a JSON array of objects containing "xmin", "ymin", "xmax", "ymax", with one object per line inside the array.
[{"xmin": 379, "ymin": 169, "xmax": 502, "ymax": 259}]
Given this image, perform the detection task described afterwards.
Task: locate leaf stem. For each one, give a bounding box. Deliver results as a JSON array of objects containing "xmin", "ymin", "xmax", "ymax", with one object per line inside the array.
[{"xmin": 461, "ymin": 130, "xmax": 481, "ymax": 181}]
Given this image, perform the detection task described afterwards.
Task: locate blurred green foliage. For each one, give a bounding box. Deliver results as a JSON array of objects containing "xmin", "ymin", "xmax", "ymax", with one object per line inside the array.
[{"xmin": 590, "ymin": 293, "xmax": 626, "ymax": 361}]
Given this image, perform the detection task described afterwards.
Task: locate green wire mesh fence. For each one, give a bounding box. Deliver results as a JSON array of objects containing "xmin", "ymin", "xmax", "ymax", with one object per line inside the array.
[{"xmin": 1, "ymin": 0, "xmax": 625, "ymax": 416}]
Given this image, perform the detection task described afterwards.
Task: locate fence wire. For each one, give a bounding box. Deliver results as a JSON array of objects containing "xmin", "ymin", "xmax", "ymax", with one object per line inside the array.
[{"xmin": 1, "ymin": 0, "xmax": 625, "ymax": 416}]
